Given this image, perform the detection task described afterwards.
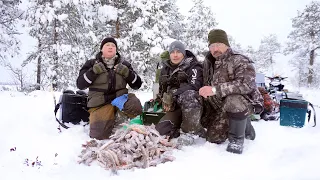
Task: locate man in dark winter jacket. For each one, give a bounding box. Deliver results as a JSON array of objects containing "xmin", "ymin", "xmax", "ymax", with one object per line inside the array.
[
  {"xmin": 76, "ymin": 37, "xmax": 143, "ymax": 140},
  {"xmin": 155, "ymin": 40, "xmax": 206, "ymax": 142},
  {"xmin": 199, "ymin": 29, "xmax": 263, "ymax": 154}
]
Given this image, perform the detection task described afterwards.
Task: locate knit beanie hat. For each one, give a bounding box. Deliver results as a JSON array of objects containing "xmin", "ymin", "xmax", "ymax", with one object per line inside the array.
[
  {"xmin": 208, "ymin": 29, "xmax": 230, "ymax": 47},
  {"xmin": 100, "ymin": 37, "xmax": 118, "ymax": 50},
  {"xmin": 168, "ymin": 40, "xmax": 186, "ymax": 57}
]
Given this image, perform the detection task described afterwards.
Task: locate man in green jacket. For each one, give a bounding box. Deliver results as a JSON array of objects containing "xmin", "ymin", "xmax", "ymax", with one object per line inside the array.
[{"xmin": 77, "ymin": 37, "xmax": 142, "ymax": 140}]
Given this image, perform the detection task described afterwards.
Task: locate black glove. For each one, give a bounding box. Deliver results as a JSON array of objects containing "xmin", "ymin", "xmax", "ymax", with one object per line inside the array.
[
  {"xmin": 92, "ymin": 62, "xmax": 107, "ymax": 74},
  {"xmin": 115, "ymin": 63, "xmax": 129, "ymax": 78},
  {"xmin": 253, "ymin": 104, "xmax": 264, "ymax": 115}
]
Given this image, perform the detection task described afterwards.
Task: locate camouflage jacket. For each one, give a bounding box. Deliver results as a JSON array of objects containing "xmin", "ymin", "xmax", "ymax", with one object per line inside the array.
[{"xmin": 203, "ymin": 48, "xmax": 263, "ymax": 113}]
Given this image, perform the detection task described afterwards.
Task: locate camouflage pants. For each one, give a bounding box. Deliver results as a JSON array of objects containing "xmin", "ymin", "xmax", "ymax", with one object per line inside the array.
[
  {"xmin": 203, "ymin": 94, "xmax": 253, "ymax": 144},
  {"xmin": 155, "ymin": 90, "xmax": 205, "ymax": 138},
  {"xmin": 88, "ymin": 93, "xmax": 142, "ymax": 140}
]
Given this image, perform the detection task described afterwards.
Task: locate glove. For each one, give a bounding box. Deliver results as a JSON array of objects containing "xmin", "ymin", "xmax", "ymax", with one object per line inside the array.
[
  {"xmin": 154, "ymin": 93, "xmax": 162, "ymax": 104},
  {"xmin": 253, "ymin": 104, "xmax": 264, "ymax": 115},
  {"xmin": 93, "ymin": 62, "xmax": 107, "ymax": 74},
  {"xmin": 162, "ymin": 92, "xmax": 175, "ymax": 112},
  {"xmin": 115, "ymin": 63, "xmax": 129, "ymax": 78}
]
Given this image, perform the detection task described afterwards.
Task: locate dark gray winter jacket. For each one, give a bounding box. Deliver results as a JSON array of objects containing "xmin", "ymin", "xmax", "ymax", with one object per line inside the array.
[{"xmin": 158, "ymin": 50, "xmax": 203, "ymax": 99}]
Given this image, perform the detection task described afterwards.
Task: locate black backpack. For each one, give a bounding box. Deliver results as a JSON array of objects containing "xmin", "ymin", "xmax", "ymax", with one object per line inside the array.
[{"xmin": 54, "ymin": 90, "xmax": 90, "ymax": 129}]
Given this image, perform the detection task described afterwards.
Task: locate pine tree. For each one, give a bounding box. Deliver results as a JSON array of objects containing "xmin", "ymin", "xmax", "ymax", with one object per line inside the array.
[
  {"xmin": 289, "ymin": 51, "xmax": 310, "ymax": 87},
  {"xmin": 132, "ymin": 0, "xmax": 174, "ymax": 89},
  {"xmin": 0, "ymin": 0, "xmax": 23, "ymax": 62},
  {"xmin": 228, "ymin": 35, "xmax": 244, "ymax": 54},
  {"xmin": 256, "ymin": 34, "xmax": 281, "ymax": 75},
  {"xmin": 163, "ymin": 0, "xmax": 186, "ymax": 41},
  {"xmin": 24, "ymin": 0, "xmax": 97, "ymax": 90},
  {"xmin": 244, "ymin": 46, "xmax": 262, "ymax": 73},
  {"xmin": 185, "ymin": 0, "xmax": 217, "ymax": 57},
  {"xmin": 285, "ymin": 1, "xmax": 320, "ymax": 87},
  {"xmin": 20, "ymin": 0, "xmax": 195, "ymax": 91},
  {"xmin": 91, "ymin": 0, "xmax": 175, "ymax": 90},
  {"xmin": 52, "ymin": 2, "xmax": 97, "ymax": 89}
]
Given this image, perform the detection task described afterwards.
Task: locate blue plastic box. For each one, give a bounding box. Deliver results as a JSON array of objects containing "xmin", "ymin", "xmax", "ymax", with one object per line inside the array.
[{"xmin": 280, "ymin": 99, "xmax": 308, "ymax": 128}]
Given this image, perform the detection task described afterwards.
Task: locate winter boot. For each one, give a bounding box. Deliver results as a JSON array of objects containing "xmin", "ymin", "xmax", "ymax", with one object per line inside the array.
[
  {"xmin": 226, "ymin": 118, "xmax": 246, "ymax": 154},
  {"xmin": 177, "ymin": 133, "xmax": 195, "ymax": 146},
  {"xmin": 245, "ymin": 117, "xmax": 256, "ymax": 140}
]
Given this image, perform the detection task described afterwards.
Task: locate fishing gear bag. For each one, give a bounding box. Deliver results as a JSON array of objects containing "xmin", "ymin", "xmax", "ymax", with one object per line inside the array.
[
  {"xmin": 280, "ymin": 97, "xmax": 316, "ymax": 128},
  {"xmin": 54, "ymin": 90, "xmax": 89, "ymax": 129}
]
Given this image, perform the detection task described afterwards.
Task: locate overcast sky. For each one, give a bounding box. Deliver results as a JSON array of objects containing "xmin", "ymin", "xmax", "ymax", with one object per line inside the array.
[{"xmin": 177, "ymin": 0, "xmax": 315, "ymax": 48}]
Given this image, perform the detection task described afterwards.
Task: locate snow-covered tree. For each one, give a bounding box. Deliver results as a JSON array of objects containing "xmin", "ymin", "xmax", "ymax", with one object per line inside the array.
[
  {"xmin": 291, "ymin": 51, "xmax": 309, "ymax": 87},
  {"xmin": 24, "ymin": 0, "xmax": 98, "ymax": 90},
  {"xmin": 285, "ymin": 1, "xmax": 320, "ymax": 87},
  {"xmin": 89, "ymin": 0, "xmax": 175, "ymax": 90},
  {"xmin": 24, "ymin": 0, "xmax": 51, "ymax": 89},
  {"xmin": 0, "ymin": 0, "xmax": 23, "ymax": 62},
  {"xmin": 124, "ymin": 0, "xmax": 175, "ymax": 89},
  {"xmin": 244, "ymin": 46, "xmax": 263, "ymax": 73},
  {"xmin": 19, "ymin": 0, "xmax": 204, "ymax": 91},
  {"xmin": 52, "ymin": 1, "xmax": 97, "ymax": 89},
  {"xmin": 185, "ymin": 0, "xmax": 217, "ymax": 57},
  {"xmin": 256, "ymin": 34, "xmax": 281, "ymax": 75},
  {"xmin": 163, "ymin": 0, "xmax": 186, "ymax": 41},
  {"xmin": 228, "ymin": 35, "xmax": 244, "ymax": 54}
]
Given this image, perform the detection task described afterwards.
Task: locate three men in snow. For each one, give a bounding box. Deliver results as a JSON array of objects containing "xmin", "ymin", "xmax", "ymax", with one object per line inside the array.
[{"xmin": 77, "ymin": 29, "xmax": 263, "ymax": 154}]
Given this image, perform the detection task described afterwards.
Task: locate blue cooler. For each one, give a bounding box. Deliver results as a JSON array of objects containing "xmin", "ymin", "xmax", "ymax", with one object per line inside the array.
[{"xmin": 280, "ymin": 99, "xmax": 309, "ymax": 128}]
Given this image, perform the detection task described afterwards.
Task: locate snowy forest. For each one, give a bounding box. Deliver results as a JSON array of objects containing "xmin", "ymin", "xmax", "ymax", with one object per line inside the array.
[{"xmin": 0, "ymin": 0, "xmax": 320, "ymax": 91}]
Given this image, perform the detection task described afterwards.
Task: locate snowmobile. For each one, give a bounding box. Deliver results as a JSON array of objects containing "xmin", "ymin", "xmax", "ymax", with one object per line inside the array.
[
  {"xmin": 262, "ymin": 75, "xmax": 316, "ymax": 126},
  {"xmin": 266, "ymin": 75, "xmax": 303, "ymax": 103},
  {"xmin": 265, "ymin": 76, "xmax": 287, "ymax": 117},
  {"xmin": 267, "ymin": 75, "xmax": 287, "ymax": 93},
  {"xmin": 250, "ymin": 73, "xmax": 279, "ymax": 121}
]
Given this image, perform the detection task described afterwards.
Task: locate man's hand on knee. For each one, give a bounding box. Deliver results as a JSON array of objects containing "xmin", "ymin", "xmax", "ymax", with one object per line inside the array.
[{"xmin": 199, "ymin": 86, "xmax": 215, "ymax": 98}]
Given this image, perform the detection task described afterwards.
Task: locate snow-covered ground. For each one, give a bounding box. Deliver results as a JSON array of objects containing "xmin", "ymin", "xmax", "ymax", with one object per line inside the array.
[{"xmin": 0, "ymin": 89, "xmax": 319, "ymax": 180}]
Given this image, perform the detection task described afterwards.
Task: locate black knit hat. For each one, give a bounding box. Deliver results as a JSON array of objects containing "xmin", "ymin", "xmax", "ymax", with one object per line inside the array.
[
  {"xmin": 100, "ymin": 37, "xmax": 118, "ymax": 50},
  {"xmin": 208, "ymin": 29, "xmax": 230, "ymax": 47}
]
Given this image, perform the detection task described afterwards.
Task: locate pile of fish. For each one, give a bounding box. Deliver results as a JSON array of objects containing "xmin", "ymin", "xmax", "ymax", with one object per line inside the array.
[{"xmin": 78, "ymin": 124, "xmax": 178, "ymax": 172}]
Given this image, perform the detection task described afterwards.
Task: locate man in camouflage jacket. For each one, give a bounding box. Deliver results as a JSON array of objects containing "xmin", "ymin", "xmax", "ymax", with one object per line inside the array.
[
  {"xmin": 199, "ymin": 29, "xmax": 263, "ymax": 154},
  {"xmin": 155, "ymin": 41, "xmax": 206, "ymax": 141}
]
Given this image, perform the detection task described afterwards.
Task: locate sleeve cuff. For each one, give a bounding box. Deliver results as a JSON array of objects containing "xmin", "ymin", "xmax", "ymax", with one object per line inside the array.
[{"xmin": 215, "ymin": 85, "xmax": 223, "ymax": 98}]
